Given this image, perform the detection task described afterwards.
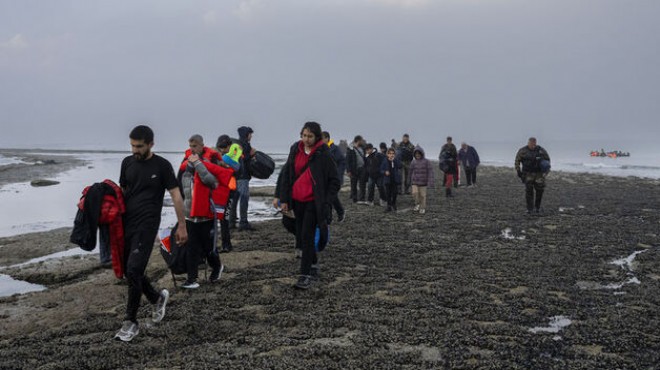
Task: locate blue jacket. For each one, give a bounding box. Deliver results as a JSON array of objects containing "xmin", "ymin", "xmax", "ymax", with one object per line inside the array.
[
  {"xmin": 457, "ymin": 146, "xmax": 480, "ymax": 169},
  {"xmin": 380, "ymin": 158, "xmax": 402, "ymax": 185}
]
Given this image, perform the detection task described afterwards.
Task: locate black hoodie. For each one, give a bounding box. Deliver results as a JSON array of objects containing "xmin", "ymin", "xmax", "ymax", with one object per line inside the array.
[{"xmin": 237, "ymin": 126, "xmax": 253, "ymax": 180}]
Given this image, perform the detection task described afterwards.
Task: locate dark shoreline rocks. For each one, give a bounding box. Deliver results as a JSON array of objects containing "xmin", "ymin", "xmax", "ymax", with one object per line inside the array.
[{"xmin": 0, "ymin": 166, "xmax": 658, "ymax": 368}]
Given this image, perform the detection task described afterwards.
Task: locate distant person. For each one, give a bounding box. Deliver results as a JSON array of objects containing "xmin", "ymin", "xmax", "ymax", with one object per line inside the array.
[
  {"xmin": 390, "ymin": 139, "xmax": 399, "ymax": 150},
  {"xmin": 457, "ymin": 142, "xmax": 480, "ymax": 187},
  {"xmin": 381, "ymin": 148, "xmax": 402, "ymax": 212},
  {"xmin": 515, "ymin": 137, "xmax": 551, "ymax": 214},
  {"xmin": 364, "ymin": 143, "xmax": 386, "ymax": 206},
  {"xmin": 230, "ymin": 126, "xmax": 257, "ymax": 231},
  {"xmin": 397, "ymin": 134, "xmax": 415, "ymax": 195},
  {"xmin": 379, "ymin": 142, "xmax": 388, "ymax": 155},
  {"xmin": 338, "ymin": 139, "xmax": 348, "ymax": 157},
  {"xmin": 322, "ymin": 131, "xmax": 346, "ymax": 222},
  {"xmin": 279, "ymin": 121, "xmax": 340, "ymax": 290},
  {"xmin": 115, "ymin": 125, "xmax": 188, "ymax": 342},
  {"xmin": 409, "ymin": 146, "xmax": 434, "ymax": 214},
  {"xmin": 440, "ymin": 136, "xmax": 459, "ymax": 189},
  {"xmin": 178, "ymin": 135, "xmax": 226, "ymax": 289},
  {"xmin": 346, "ymin": 135, "xmax": 367, "ymax": 204}
]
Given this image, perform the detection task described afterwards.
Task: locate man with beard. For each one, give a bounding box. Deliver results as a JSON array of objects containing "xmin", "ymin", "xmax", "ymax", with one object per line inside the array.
[{"xmin": 114, "ymin": 125, "xmax": 188, "ymax": 342}]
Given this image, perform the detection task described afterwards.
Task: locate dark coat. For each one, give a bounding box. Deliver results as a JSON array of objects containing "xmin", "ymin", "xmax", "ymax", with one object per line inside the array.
[
  {"xmin": 280, "ymin": 141, "xmax": 341, "ymax": 226},
  {"xmin": 328, "ymin": 142, "xmax": 347, "ymax": 180},
  {"xmin": 346, "ymin": 143, "xmax": 366, "ymax": 174},
  {"xmin": 381, "ymin": 158, "xmax": 402, "ymax": 185},
  {"xmin": 439, "ymin": 143, "xmax": 458, "ymax": 175},
  {"xmin": 236, "ymin": 126, "xmax": 253, "ymax": 180},
  {"xmin": 365, "ymin": 151, "xmax": 385, "ymax": 179},
  {"xmin": 457, "ymin": 146, "xmax": 480, "ymax": 169}
]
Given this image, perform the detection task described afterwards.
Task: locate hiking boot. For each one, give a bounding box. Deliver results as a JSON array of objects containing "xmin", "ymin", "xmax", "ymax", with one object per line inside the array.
[
  {"xmin": 294, "ymin": 275, "xmax": 313, "ymax": 290},
  {"xmin": 337, "ymin": 212, "xmax": 346, "ymax": 223},
  {"xmin": 220, "ymin": 244, "xmax": 233, "ymax": 253},
  {"xmin": 413, "ymin": 205, "xmax": 420, "ymax": 212},
  {"xmin": 152, "ymin": 289, "xmax": 169, "ymax": 323},
  {"xmin": 310, "ymin": 264, "xmax": 321, "ymax": 280},
  {"xmin": 114, "ymin": 321, "xmax": 139, "ymax": 342},
  {"xmin": 181, "ymin": 280, "xmax": 200, "ymax": 289},
  {"xmin": 527, "ymin": 208, "xmax": 534, "ymax": 214},
  {"xmin": 209, "ymin": 264, "xmax": 225, "ymax": 283},
  {"xmin": 420, "ymin": 209, "xmax": 426, "ymax": 214},
  {"xmin": 535, "ymin": 208, "xmax": 543, "ymax": 214},
  {"xmin": 100, "ymin": 261, "xmax": 113, "ymax": 269},
  {"xmin": 238, "ymin": 223, "xmax": 255, "ymax": 232}
]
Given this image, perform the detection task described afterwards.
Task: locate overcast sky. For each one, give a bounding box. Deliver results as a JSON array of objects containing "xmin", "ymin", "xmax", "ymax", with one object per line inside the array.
[{"xmin": 1, "ymin": 0, "xmax": 658, "ymax": 152}]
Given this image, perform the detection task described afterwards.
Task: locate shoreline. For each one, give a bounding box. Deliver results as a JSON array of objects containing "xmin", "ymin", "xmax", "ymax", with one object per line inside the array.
[{"xmin": 0, "ymin": 166, "xmax": 659, "ymax": 368}]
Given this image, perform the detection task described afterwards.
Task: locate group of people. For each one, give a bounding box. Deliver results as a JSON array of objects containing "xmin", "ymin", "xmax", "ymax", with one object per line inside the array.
[{"xmin": 111, "ymin": 123, "xmax": 550, "ymax": 342}]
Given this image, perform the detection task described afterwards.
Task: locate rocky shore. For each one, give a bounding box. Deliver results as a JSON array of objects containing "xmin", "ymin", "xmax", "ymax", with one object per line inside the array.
[
  {"xmin": 0, "ymin": 149, "xmax": 86, "ymax": 188},
  {"xmin": 1, "ymin": 166, "xmax": 659, "ymax": 369}
]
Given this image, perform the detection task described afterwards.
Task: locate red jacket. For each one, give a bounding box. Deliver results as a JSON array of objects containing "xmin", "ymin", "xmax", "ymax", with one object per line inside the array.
[
  {"xmin": 292, "ymin": 140, "xmax": 324, "ymax": 203},
  {"xmin": 179, "ymin": 147, "xmax": 235, "ymax": 219},
  {"xmin": 77, "ymin": 179, "xmax": 125, "ymax": 279}
]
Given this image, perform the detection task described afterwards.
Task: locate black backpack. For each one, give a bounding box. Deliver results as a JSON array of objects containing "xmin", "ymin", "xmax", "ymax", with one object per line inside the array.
[
  {"xmin": 250, "ymin": 151, "xmax": 276, "ymax": 179},
  {"xmin": 159, "ymin": 223, "xmax": 189, "ymax": 275}
]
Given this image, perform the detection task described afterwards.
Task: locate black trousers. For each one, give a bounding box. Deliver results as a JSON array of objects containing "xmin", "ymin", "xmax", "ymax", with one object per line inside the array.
[
  {"xmin": 186, "ymin": 220, "xmax": 221, "ymax": 281},
  {"xmin": 385, "ymin": 181, "xmax": 398, "ymax": 207},
  {"xmin": 367, "ymin": 176, "xmax": 385, "ymax": 202},
  {"xmin": 350, "ymin": 168, "xmax": 367, "ymax": 202},
  {"xmin": 294, "ymin": 201, "xmax": 319, "ymax": 276},
  {"xmin": 124, "ymin": 228, "xmax": 161, "ymax": 323},
  {"xmin": 331, "ymin": 194, "xmax": 344, "ymax": 218},
  {"xmin": 219, "ymin": 217, "xmax": 231, "ymax": 247},
  {"xmin": 464, "ymin": 167, "xmax": 477, "ymax": 185}
]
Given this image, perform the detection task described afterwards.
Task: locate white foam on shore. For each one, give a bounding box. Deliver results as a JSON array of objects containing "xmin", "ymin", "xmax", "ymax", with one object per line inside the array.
[
  {"xmin": 529, "ymin": 316, "xmax": 572, "ymax": 334},
  {"xmin": 610, "ymin": 250, "xmax": 647, "ymax": 272},
  {"xmin": 501, "ymin": 228, "xmax": 525, "ymax": 240},
  {"xmin": 0, "ymin": 274, "xmax": 46, "ymax": 297}
]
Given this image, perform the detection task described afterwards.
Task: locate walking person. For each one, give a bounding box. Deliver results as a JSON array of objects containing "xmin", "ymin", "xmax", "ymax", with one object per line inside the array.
[
  {"xmin": 515, "ymin": 137, "xmax": 551, "ymax": 214},
  {"xmin": 440, "ymin": 136, "xmax": 459, "ymax": 189},
  {"xmin": 322, "ymin": 131, "xmax": 346, "ymax": 222},
  {"xmin": 178, "ymin": 135, "xmax": 228, "ymax": 289},
  {"xmin": 458, "ymin": 142, "xmax": 480, "ymax": 187},
  {"xmin": 381, "ymin": 148, "xmax": 402, "ymax": 212},
  {"xmin": 365, "ymin": 143, "xmax": 386, "ymax": 206},
  {"xmin": 346, "ymin": 135, "xmax": 367, "ymax": 204},
  {"xmin": 115, "ymin": 125, "xmax": 188, "ymax": 342},
  {"xmin": 215, "ymin": 135, "xmax": 237, "ymax": 252},
  {"xmin": 229, "ymin": 126, "xmax": 257, "ymax": 231},
  {"xmin": 409, "ymin": 146, "xmax": 434, "ymax": 214},
  {"xmin": 397, "ymin": 134, "xmax": 415, "ymax": 195},
  {"xmin": 280, "ymin": 122, "xmax": 340, "ymax": 290}
]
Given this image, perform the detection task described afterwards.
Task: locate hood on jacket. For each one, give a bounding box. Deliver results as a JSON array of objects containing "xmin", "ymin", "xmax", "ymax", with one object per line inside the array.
[
  {"xmin": 413, "ymin": 145, "xmax": 425, "ymax": 158},
  {"xmin": 298, "ymin": 139, "xmax": 325, "ymax": 156},
  {"xmin": 238, "ymin": 126, "xmax": 253, "ymax": 140}
]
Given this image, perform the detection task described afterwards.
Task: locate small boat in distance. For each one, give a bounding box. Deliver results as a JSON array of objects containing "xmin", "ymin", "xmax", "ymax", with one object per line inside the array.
[{"xmin": 590, "ymin": 149, "xmax": 631, "ymax": 158}]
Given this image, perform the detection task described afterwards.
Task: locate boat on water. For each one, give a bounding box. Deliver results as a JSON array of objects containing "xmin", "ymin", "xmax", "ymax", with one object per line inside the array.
[{"xmin": 590, "ymin": 150, "xmax": 630, "ymax": 158}]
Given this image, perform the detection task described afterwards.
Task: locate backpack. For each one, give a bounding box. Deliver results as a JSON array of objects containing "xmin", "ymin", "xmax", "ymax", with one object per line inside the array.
[
  {"xmin": 250, "ymin": 151, "xmax": 276, "ymax": 179},
  {"xmin": 159, "ymin": 223, "xmax": 189, "ymax": 275}
]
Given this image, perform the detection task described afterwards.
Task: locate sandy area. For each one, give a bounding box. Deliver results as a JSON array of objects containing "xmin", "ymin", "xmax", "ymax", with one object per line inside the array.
[{"xmin": 0, "ymin": 165, "xmax": 659, "ymax": 369}]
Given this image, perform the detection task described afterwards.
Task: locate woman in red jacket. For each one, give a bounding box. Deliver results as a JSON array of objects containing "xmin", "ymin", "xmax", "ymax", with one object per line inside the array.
[{"xmin": 280, "ymin": 122, "xmax": 340, "ymax": 290}]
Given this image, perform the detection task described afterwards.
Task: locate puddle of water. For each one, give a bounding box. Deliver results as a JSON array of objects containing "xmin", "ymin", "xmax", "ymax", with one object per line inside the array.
[
  {"xmin": 4, "ymin": 248, "xmax": 97, "ymax": 270},
  {"xmin": 0, "ymin": 274, "xmax": 46, "ymax": 297},
  {"xmin": 529, "ymin": 316, "xmax": 572, "ymax": 334}
]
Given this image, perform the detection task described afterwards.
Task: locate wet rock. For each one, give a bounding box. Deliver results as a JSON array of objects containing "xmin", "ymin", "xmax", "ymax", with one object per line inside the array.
[{"xmin": 30, "ymin": 179, "xmax": 60, "ymax": 187}]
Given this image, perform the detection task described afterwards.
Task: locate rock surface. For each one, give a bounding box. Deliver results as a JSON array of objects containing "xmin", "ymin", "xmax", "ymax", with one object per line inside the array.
[{"xmin": 0, "ymin": 166, "xmax": 659, "ymax": 369}]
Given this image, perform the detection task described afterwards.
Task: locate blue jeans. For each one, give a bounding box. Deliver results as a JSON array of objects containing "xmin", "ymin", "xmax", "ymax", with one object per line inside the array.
[{"xmin": 230, "ymin": 179, "xmax": 250, "ymax": 226}]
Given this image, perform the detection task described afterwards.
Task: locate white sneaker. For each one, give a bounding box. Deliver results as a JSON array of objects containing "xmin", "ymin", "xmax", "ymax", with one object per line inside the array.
[
  {"xmin": 366, "ymin": 201, "xmax": 374, "ymax": 206},
  {"xmin": 114, "ymin": 321, "xmax": 139, "ymax": 342},
  {"xmin": 413, "ymin": 205, "xmax": 420, "ymax": 212},
  {"xmin": 181, "ymin": 281, "xmax": 200, "ymax": 289},
  {"xmin": 420, "ymin": 209, "xmax": 426, "ymax": 214},
  {"xmin": 152, "ymin": 289, "xmax": 169, "ymax": 323},
  {"xmin": 379, "ymin": 199, "xmax": 387, "ymax": 207}
]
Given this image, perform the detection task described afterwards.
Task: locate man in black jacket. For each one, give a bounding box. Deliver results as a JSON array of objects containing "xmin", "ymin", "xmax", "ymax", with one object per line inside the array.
[
  {"xmin": 230, "ymin": 126, "xmax": 256, "ymax": 231},
  {"xmin": 322, "ymin": 131, "xmax": 346, "ymax": 222},
  {"xmin": 515, "ymin": 137, "xmax": 551, "ymax": 213},
  {"xmin": 365, "ymin": 143, "xmax": 386, "ymax": 206},
  {"xmin": 397, "ymin": 134, "xmax": 415, "ymax": 194},
  {"xmin": 346, "ymin": 135, "xmax": 367, "ymax": 204}
]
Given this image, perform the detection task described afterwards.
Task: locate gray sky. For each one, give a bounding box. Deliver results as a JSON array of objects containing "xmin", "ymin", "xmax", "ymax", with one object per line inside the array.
[{"xmin": 1, "ymin": 0, "xmax": 659, "ymax": 152}]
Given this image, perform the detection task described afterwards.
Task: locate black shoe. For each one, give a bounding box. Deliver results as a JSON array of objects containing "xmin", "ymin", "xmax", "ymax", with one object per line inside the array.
[
  {"xmin": 527, "ymin": 208, "xmax": 534, "ymax": 214},
  {"xmin": 310, "ymin": 264, "xmax": 320, "ymax": 280},
  {"xmin": 384, "ymin": 206, "xmax": 392, "ymax": 213},
  {"xmin": 220, "ymin": 244, "xmax": 233, "ymax": 253},
  {"xmin": 238, "ymin": 223, "xmax": 255, "ymax": 231},
  {"xmin": 337, "ymin": 212, "xmax": 345, "ymax": 223},
  {"xmin": 209, "ymin": 264, "xmax": 224, "ymax": 283},
  {"xmin": 536, "ymin": 208, "xmax": 543, "ymax": 214},
  {"xmin": 294, "ymin": 275, "xmax": 312, "ymax": 290},
  {"xmin": 392, "ymin": 205, "xmax": 397, "ymax": 212}
]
